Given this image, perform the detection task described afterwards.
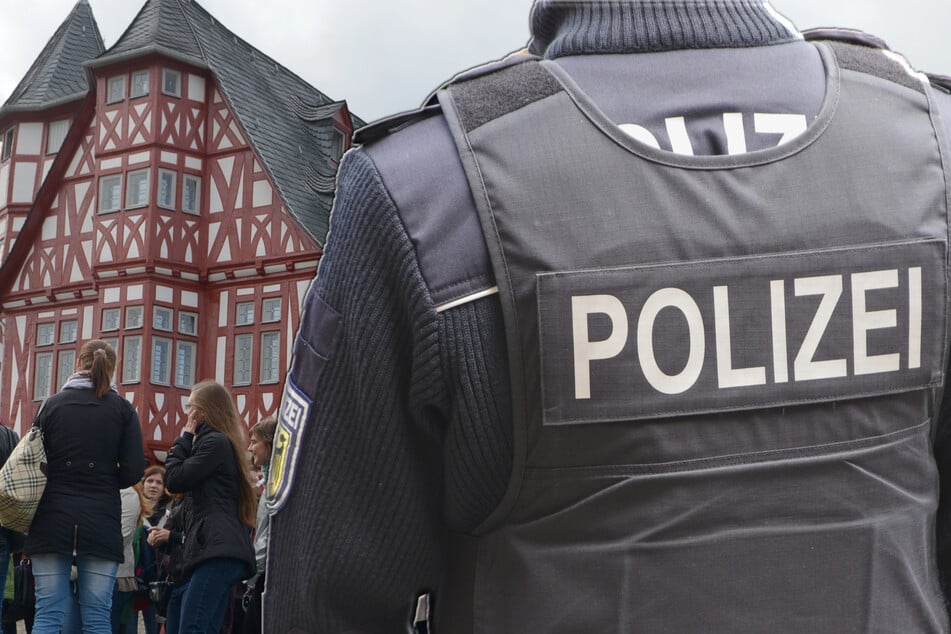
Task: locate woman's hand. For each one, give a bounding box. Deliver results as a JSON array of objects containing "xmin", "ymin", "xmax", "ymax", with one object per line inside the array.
[
  {"xmin": 184, "ymin": 405, "xmax": 199, "ymax": 434},
  {"xmin": 148, "ymin": 527, "xmax": 171, "ymax": 546}
]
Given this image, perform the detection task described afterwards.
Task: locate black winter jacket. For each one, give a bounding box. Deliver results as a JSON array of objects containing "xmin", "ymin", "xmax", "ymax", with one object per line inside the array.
[
  {"xmin": 26, "ymin": 388, "xmax": 145, "ymax": 561},
  {"xmin": 165, "ymin": 423, "xmax": 253, "ymax": 580}
]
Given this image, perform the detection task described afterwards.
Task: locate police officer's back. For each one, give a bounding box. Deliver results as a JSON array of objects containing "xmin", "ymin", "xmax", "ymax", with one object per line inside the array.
[{"xmin": 265, "ymin": 1, "xmax": 951, "ymax": 631}]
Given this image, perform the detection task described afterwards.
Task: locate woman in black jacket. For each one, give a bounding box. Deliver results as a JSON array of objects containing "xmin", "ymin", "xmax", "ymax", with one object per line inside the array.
[
  {"xmin": 27, "ymin": 339, "xmax": 145, "ymax": 634},
  {"xmin": 164, "ymin": 380, "xmax": 255, "ymax": 634}
]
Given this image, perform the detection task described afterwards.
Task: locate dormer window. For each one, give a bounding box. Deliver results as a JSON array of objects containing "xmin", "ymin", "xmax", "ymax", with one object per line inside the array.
[
  {"xmin": 162, "ymin": 68, "xmax": 182, "ymax": 98},
  {"xmin": 107, "ymin": 76, "xmax": 126, "ymax": 104},
  {"xmin": 331, "ymin": 127, "xmax": 345, "ymax": 162}
]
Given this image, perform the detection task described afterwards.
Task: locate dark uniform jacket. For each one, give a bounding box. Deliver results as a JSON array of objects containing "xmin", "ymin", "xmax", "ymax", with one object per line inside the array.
[
  {"xmin": 165, "ymin": 422, "xmax": 253, "ymax": 581},
  {"xmin": 26, "ymin": 387, "xmax": 144, "ymax": 562},
  {"xmin": 265, "ymin": 1, "xmax": 951, "ymax": 631}
]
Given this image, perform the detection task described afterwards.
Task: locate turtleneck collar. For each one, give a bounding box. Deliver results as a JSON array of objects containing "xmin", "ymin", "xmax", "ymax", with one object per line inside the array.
[{"xmin": 528, "ymin": 0, "xmax": 802, "ymax": 58}]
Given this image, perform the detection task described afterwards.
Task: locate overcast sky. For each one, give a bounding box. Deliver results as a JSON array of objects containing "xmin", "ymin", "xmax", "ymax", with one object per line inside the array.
[{"xmin": 1, "ymin": 1, "xmax": 948, "ymax": 123}]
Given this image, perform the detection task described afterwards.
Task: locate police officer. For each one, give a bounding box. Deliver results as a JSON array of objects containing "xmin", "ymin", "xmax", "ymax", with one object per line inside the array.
[{"xmin": 265, "ymin": 1, "xmax": 951, "ymax": 631}]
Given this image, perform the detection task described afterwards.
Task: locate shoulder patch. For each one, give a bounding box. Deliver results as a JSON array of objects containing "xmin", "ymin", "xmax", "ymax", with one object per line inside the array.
[{"xmin": 265, "ymin": 377, "xmax": 312, "ymax": 514}]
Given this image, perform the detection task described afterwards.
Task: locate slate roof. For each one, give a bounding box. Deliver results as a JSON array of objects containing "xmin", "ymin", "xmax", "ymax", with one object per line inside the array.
[
  {"xmin": 92, "ymin": 0, "xmax": 361, "ymax": 245},
  {"xmin": 0, "ymin": 0, "xmax": 104, "ymax": 116}
]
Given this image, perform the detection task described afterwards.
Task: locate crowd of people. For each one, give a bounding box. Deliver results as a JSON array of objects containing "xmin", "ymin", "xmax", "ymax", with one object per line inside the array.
[{"xmin": 0, "ymin": 340, "xmax": 275, "ymax": 634}]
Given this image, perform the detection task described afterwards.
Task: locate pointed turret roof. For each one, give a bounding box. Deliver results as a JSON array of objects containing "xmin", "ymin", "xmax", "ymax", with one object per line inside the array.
[
  {"xmin": 92, "ymin": 0, "xmax": 364, "ymax": 245},
  {"xmin": 1, "ymin": 0, "xmax": 104, "ymax": 116}
]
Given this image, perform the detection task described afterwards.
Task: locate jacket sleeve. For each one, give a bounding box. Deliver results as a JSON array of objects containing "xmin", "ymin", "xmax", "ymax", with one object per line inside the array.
[
  {"xmin": 117, "ymin": 402, "xmax": 145, "ymax": 488},
  {"xmin": 265, "ymin": 148, "xmax": 454, "ymax": 632},
  {"xmin": 165, "ymin": 431, "xmax": 228, "ymax": 494}
]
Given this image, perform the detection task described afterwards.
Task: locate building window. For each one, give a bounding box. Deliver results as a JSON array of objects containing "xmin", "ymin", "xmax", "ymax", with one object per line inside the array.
[
  {"xmin": 34, "ymin": 353, "xmax": 54, "ymax": 400},
  {"xmin": 131, "ymin": 70, "xmax": 149, "ymax": 98},
  {"xmin": 260, "ymin": 332, "xmax": 281, "ymax": 384},
  {"xmin": 101, "ymin": 336, "xmax": 119, "ymax": 356},
  {"xmin": 175, "ymin": 341, "xmax": 196, "ymax": 388},
  {"xmin": 57, "ymin": 350, "xmax": 76, "ymax": 392},
  {"xmin": 178, "ymin": 311, "xmax": 198, "ymax": 336},
  {"xmin": 182, "ymin": 174, "xmax": 200, "ymax": 214},
  {"xmin": 46, "ymin": 119, "xmax": 70, "ymax": 154},
  {"xmin": 234, "ymin": 334, "xmax": 253, "ymax": 386},
  {"xmin": 262, "ymin": 298, "xmax": 281, "ymax": 323},
  {"xmin": 126, "ymin": 306, "xmax": 144, "ymax": 329},
  {"xmin": 122, "ymin": 335, "xmax": 142, "ymax": 383},
  {"xmin": 1, "ymin": 127, "xmax": 14, "ymax": 161},
  {"xmin": 331, "ymin": 128, "xmax": 345, "ymax": 162},
  {"xmin": 162, "ymin": 68, "xmax": 182, "ymax": 97},
  {"xmin": 102, "ymin": 308, "xmax": 121, "ymax": 332},
  {"xmin": 158, "ymin": 169, "xmax": 176, "ymax": 210},
  {"xmin": 153, "ymin": 306, "xmax": 173, "ymax": 332},
  {"xmin": 235, "ymin": 302, "xmax": 255, "ymax": 326},
  {"xmin": 59, "ymin": 320, "xmax": 78, "ymax": 344},
  {"xmin": 126, "ymin": 169, "xmax": 149, "ymax": 209},
  {"xmin": 99, "ymin": 174, "xmax": 122, "ymax": 213},
  {"xmin": 36, "ymin": 323, "xmax": 56, "ymax": 346},
  {"xmin": 151, "ymin": 337, "xmax": 172, "ymax": 385},
  {"xmin": 107, "ymin": 76, "xmax": 125, "ymax": 104}
]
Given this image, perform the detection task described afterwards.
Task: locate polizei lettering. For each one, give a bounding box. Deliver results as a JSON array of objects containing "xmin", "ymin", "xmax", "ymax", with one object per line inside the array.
[
  {"xmin": 537, "ymin": 241, "xmax": 944, "ymax": 425},
  {"xmin": 572, "ymin": 268, "xmax": 921, "ymax": 399}
]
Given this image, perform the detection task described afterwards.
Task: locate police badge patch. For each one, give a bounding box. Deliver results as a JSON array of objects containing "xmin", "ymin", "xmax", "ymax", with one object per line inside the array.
[{"xmin": 266, "ymin": 377, "xmax": 311, "ymax": 513}]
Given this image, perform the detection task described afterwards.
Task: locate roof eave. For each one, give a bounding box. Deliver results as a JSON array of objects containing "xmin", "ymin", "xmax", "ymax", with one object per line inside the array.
[
  {"xmin": 85, "ymin": 44, "xmax": 208, "ymax": 73},
  {"xmin": 0, "ymin": 90, "xmax": 90, "ymax": 121}
]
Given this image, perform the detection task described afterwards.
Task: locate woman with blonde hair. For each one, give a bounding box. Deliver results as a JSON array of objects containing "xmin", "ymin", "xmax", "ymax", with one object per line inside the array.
[
  {"xmin": 164, "ymin": 380, "xmax": 254, "ymax": 633},
  {"xmin": 27, "ymin": 339, "xmax": 145, "ymax": 634}
]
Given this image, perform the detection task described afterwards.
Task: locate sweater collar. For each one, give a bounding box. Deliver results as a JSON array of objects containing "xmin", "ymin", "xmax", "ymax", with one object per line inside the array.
[{"xmin": 528, "ymin": 0, "xmax": 802, "ymax": 58}]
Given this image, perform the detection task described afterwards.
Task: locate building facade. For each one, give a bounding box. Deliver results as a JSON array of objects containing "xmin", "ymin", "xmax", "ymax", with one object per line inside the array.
[{"xmin": 0, "ymin": 0, "xmax": 359, "ymax": 460}]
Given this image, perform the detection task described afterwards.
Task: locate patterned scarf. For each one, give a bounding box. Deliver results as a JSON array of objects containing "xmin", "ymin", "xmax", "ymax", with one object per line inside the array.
[{"xmin": 61, "ymin": 370, "xmax": 118, "ymax": 393}]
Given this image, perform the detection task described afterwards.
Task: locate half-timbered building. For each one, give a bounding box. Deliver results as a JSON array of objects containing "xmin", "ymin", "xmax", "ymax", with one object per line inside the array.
[{"xmin": 0, "ymin": 0, "xmax": 360, "ymax": 460}]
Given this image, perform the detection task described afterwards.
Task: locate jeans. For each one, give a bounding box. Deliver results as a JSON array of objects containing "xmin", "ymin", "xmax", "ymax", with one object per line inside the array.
[
  {"xmin": 32, "ymin": 553, "xmax": 118, "ymax": 634},
  {"xmin": 165, "ymin": 558, "xmax": 245, "ymax": 634}
]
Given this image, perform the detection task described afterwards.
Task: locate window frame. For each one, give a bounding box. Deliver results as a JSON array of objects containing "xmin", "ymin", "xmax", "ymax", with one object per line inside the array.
[
  {"xmin": 130, "ymin": 70, "xmax": 150, "ymax": 99},
  {"xmin": 151, "ymin": 336, "xmax": 173, "ymax": 386},
  {"xmin": 46, "ymin": 119, "xmax": 70, "ymax": 155},
  {"xmin": 125, "ymin": 168, "xmax": 150, "ymax": 210},
  {"xmin": 59, "ymin": 320, "xmax": 78, "ymax": 344},
  {"xmin": 182, "ymin": 174, "xmax": 201, "ymax": 214},
  {"xmin": 262, "ymin": 298, "xmax": 282, "ymax": 324},
  {"xmin": 153, "ymin": 306, "xmax": 173, "ymax": 332},
  {"xmin": 175, "ymin": 341, "xmax": 197, "ymax": 388},
  {"xmin": 57, "ymin": 349, "xmax": 76, "ymax": 393},
  {"xmin": 98, "ymin": 174, "xmax": 123, "ymax": 213},
  {"xmin": 121, "ymin": 335, "xmax": 142, "ymax": 384},
  {"xmin": 125, "ymin": 306, "xmax": 144, "ymax": 330},
  {"xmin": 101, "ymin": 308, "xmax": 121, "ymax": 332},
  {"xmin": 1, "ymin": 126, "xmax": 14, "ymax": 161},
  {"xmin": 107, "ymin": 75, "xmax": 126, "ymax": 104},
  {"xmin": 178, "ymin": 311, "xmax": 198, "ymax": 336},
  {"xmin": 34, "ymin": 352, "xmax": 54, "ymax": 400},
  {"xmin": 260, "ymin": 331, "xmax": 281, "ymax": 384},
  {"xmin": 162, "ymin": 68, "xmax": 182, "ymax": 98},
  {"xmin": 235, "ymin": 301, "xmax": 255, "ymax": 326},
  {"xmin": 36, "ymin": 323, "xmax": 56, "ymax": 347},
  {"xmin": 157, "ymin": 169, "xmax": 177, "ymax": 210},
  {"xmin": 233, "ymin": 333, "xmax": 253, "ymax": 386}
]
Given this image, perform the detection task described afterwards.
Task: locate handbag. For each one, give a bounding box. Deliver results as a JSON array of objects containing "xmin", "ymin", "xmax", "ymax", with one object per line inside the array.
[
  {"xmin": 0, "ymin": 426, "xmax": 47, "ymax": 533},
  {"xmin": 10, "ymin": 556, "xmax": 34, "ymax": 619}
]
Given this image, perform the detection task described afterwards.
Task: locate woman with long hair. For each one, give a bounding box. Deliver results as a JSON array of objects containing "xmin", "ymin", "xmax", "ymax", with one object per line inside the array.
[
  {"xmin": 164, "ymin": 380, "xmax": 255, "ymax": 633},
  {"xmin": 133, "ymin": 465, "xmax": 170, "ymax": 634},
  {"xmin": 27, "ymin": 339, "xmax": 145, "ymax": 634},
  {"xmin": 241, "ymin": 415, "xmax": 276, "ymax": 634}
]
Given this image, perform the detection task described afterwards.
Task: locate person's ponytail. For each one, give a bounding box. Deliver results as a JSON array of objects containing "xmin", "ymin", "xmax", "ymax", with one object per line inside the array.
[{"xmin": 78, "ymin": 340, "xmax": 117, "ymax": 398}]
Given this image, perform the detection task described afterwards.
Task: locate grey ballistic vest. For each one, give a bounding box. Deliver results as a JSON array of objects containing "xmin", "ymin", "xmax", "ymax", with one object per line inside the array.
[{"xmin": 437, "ymin": 42, "xmax": 951, "ymax": 633}]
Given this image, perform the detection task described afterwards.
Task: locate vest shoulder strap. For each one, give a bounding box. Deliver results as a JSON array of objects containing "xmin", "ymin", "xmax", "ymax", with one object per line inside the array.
[{"xmin": 804, "ymin": 27, "xmax": 926, "ymax": 94}]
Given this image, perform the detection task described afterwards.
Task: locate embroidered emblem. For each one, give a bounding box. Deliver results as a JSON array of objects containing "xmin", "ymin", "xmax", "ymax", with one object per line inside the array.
[{"xmin": 265, "ymin": 377, "xmax": 311, "ymax": 513}]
